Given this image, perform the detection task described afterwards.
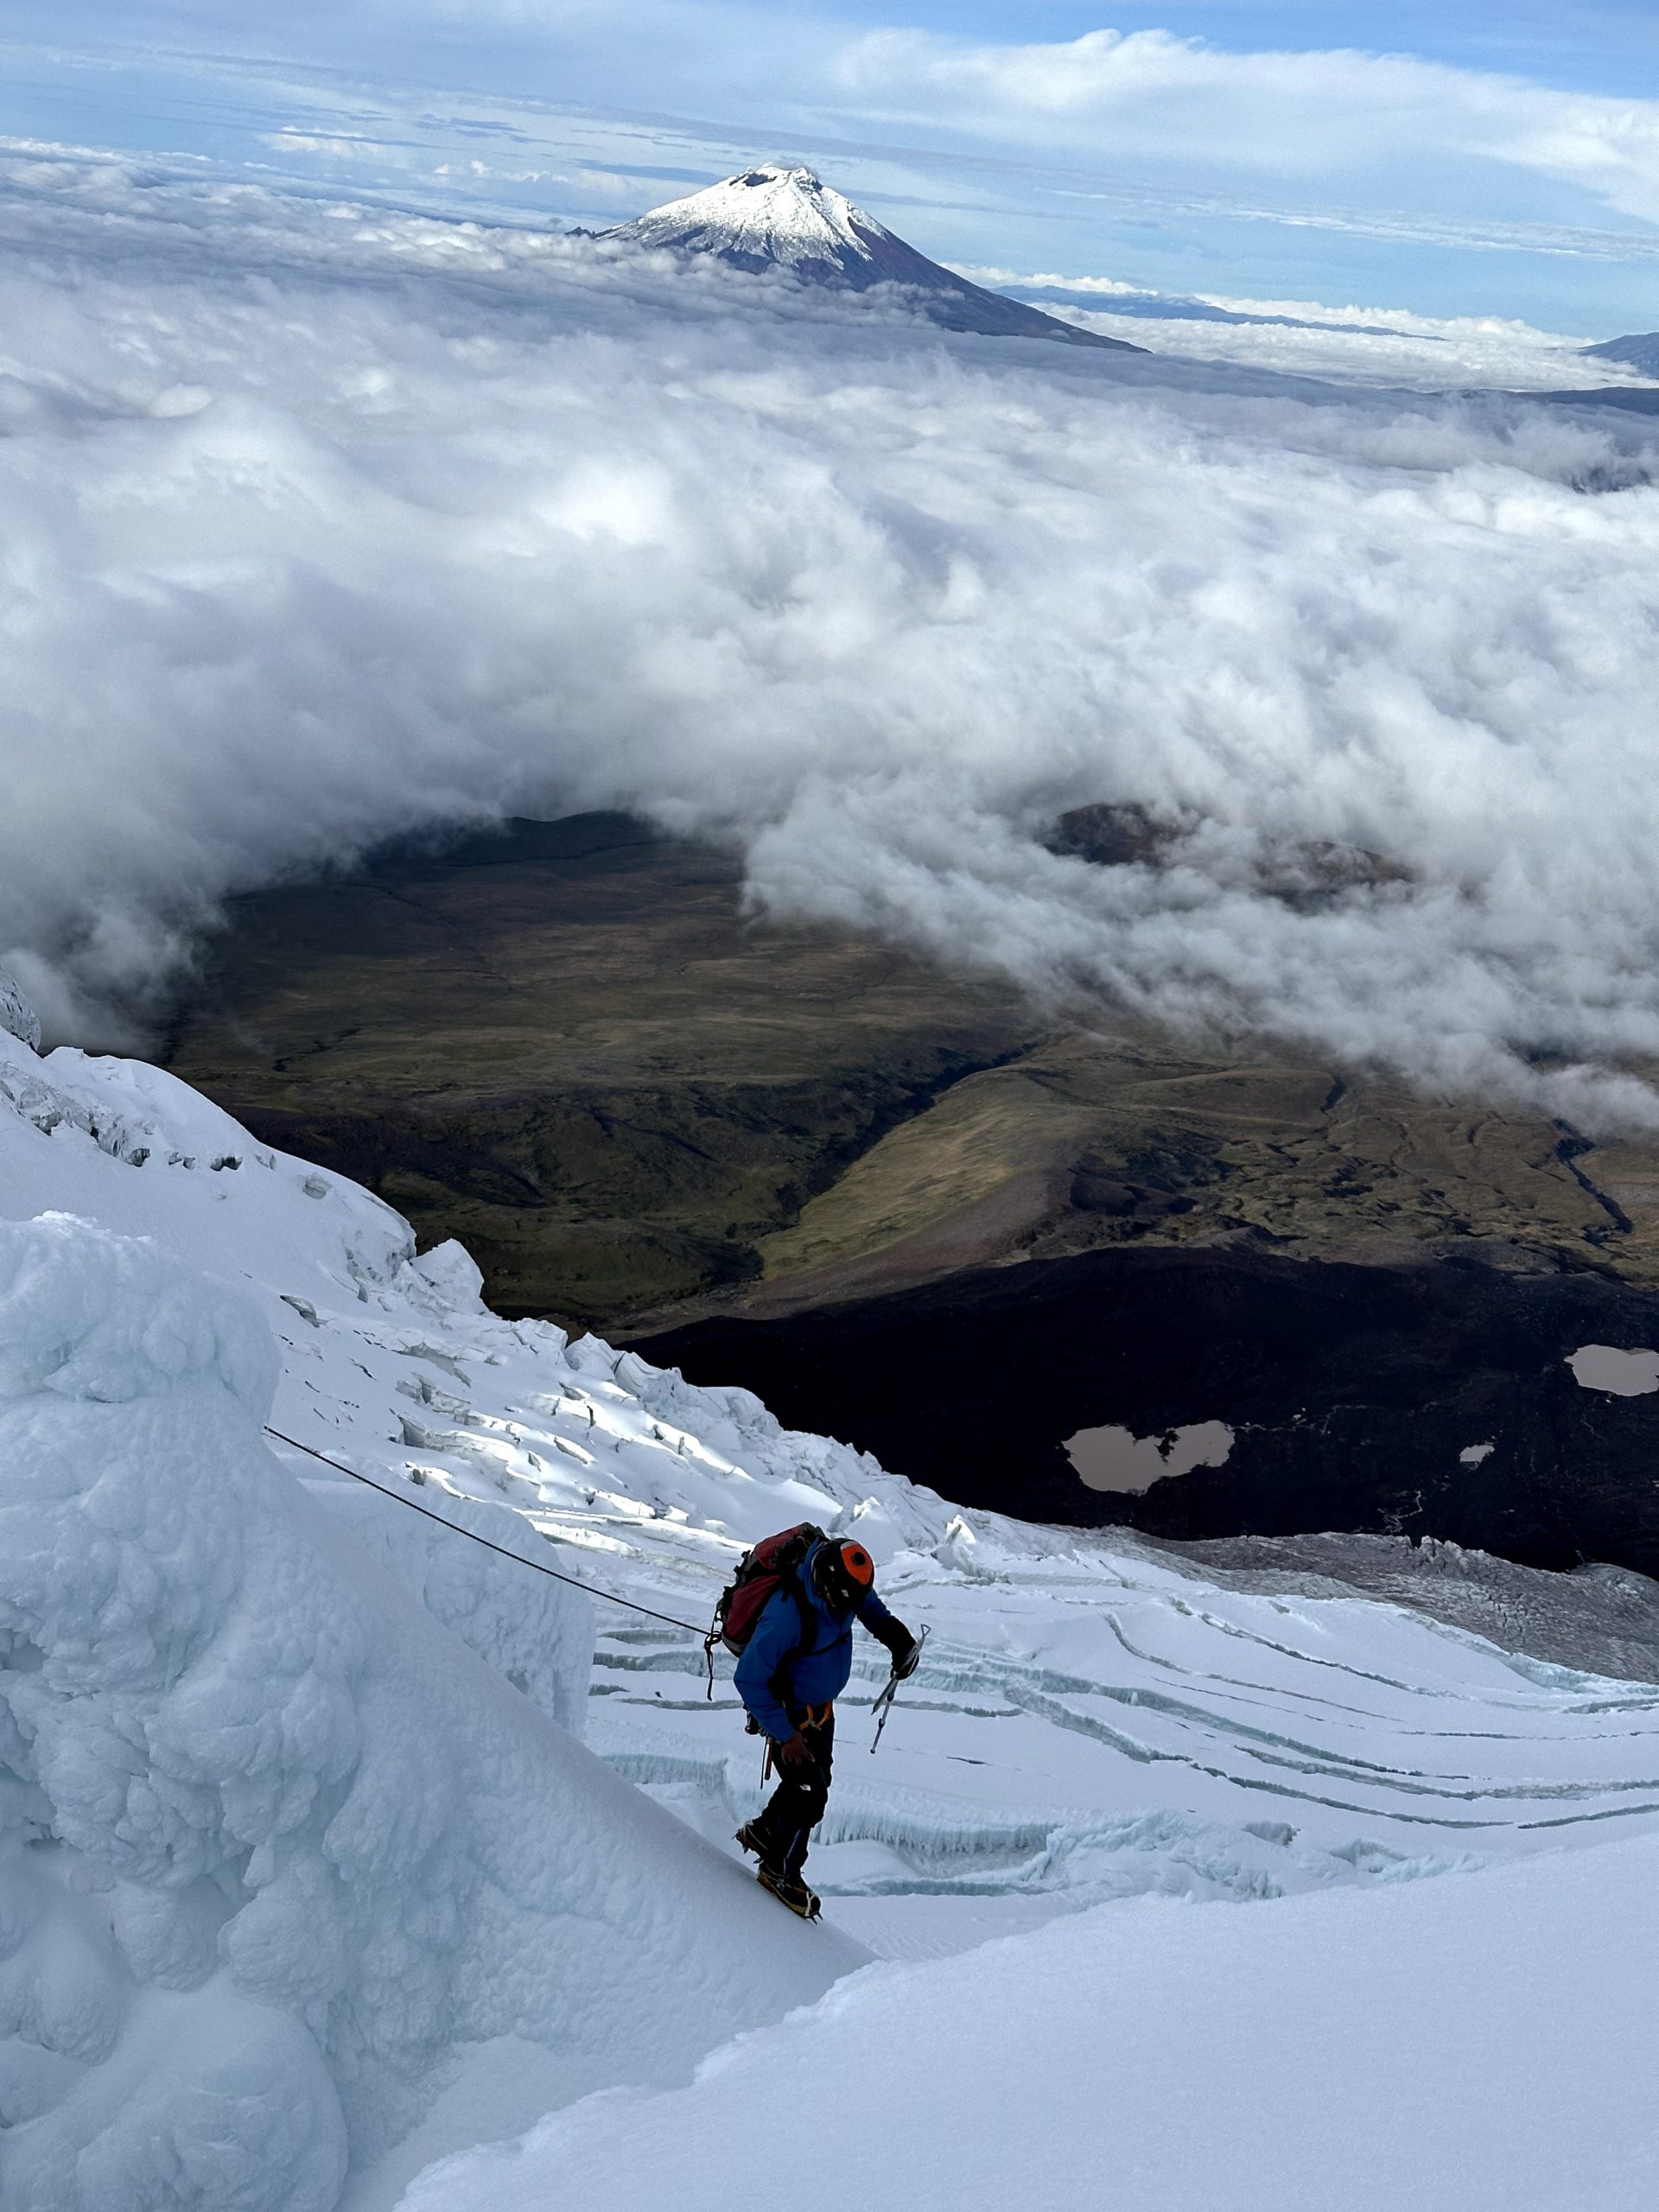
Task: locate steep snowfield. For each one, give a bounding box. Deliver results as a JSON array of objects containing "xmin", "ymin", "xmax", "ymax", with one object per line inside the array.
[
  {"xmin": 406, "ymin": 1830, "xmax": 1659, "ymax": 2212},
  {"xmin": 3, "ymin": 1008, "xmax": 1656, "ymax": 2206}
]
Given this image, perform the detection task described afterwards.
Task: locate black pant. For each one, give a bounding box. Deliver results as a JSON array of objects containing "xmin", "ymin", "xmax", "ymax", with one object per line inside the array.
[{"xmin": 752, "ymin": 1708, "xmax": 835, "ymax": 1878}]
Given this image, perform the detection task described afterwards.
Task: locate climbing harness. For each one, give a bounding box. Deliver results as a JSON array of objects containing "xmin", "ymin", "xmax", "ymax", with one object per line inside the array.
[{"xmin": 869, "ymin": 1623, "xmax": 929, "ymax": 1752}]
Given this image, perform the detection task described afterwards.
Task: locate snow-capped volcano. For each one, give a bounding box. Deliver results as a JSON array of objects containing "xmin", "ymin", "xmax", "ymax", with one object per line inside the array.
[
  {"xmin": 603, "ymin": 165, "xmax": 1141, "ymax": 351},
  {"xmin": 611, "ymin": 164, "xmax": 885, "ymax": 277}
]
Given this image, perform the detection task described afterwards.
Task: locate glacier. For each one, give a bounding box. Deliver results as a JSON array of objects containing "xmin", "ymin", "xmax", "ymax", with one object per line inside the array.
[{"xmin": 1, "ymin": 987, "xmax": 1656, "ymax": 2207}]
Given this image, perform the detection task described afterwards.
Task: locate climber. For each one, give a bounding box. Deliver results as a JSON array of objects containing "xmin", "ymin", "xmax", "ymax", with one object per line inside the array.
[{"xmin": 733, "ymin": 1535, "xmax": 919, "ymax": 1918}]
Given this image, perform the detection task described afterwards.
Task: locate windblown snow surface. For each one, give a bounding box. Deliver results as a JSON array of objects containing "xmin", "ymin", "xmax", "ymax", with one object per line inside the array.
[{"xmin": 2, "ymin": 1008, "xmax": 1656, "ymax": 2207}]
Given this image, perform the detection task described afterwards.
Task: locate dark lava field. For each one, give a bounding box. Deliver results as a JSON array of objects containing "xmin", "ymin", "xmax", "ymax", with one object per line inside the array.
[{"xmin": 632, "ymin": 1244, "xmax": 1659, "ymax": 1578}]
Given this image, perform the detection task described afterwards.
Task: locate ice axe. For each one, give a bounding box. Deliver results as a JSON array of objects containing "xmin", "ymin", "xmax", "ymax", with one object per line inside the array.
[{"xmin": 869, "ymin": 1623, "xmax": 929, "ymax": 1752}]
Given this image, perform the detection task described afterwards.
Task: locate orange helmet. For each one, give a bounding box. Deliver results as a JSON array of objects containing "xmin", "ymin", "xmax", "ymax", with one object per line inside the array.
[{"xmin": 811, "ymin": 1539, "xmax": 875, "ymax": 1612}]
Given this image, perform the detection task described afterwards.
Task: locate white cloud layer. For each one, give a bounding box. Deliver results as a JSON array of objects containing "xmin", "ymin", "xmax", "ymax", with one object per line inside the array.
[
  {"xmin": 839, "ymin": 28, "xmax": 1659, "ymax": 226},
  {"xmin": 6, "ymin": 149, "xmax": 1659, "ymax": 1133}
]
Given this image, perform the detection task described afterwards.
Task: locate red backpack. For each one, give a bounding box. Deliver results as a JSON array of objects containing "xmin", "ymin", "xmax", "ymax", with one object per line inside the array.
[{"xmin": 703, "ymin": 1522, "xmax": 824, "ymax": 1694}]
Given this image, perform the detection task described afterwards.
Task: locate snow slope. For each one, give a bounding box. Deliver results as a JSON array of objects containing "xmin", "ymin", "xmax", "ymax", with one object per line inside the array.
[
  {"xmin": 404, "ymin": 1830, "xmax": 1659, "ymax": 2212},
  {"xmin": 3, "ymin": 997, "xmax": 1657, "ymax": 2204}
]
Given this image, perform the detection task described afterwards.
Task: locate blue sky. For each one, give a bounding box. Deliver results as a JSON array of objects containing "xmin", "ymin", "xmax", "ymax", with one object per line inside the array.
[{"xmin": 6, "ymin": 3, "xmax": 1659, "ymax": 331}]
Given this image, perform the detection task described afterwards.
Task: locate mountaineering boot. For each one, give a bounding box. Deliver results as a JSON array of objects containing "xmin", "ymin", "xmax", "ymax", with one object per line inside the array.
[
  {"xmin": 756, "ymin": 1862, "xmax": 821, "ymax": 1920},
  {"xmin": 734, "ymin": 1821, "xmax": 772, "ymax": 1865}
]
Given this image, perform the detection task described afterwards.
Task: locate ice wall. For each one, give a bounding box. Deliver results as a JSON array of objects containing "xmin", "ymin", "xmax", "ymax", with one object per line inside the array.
[{"xmin": 0, "ymin": 1215, "xmax": 859, "ymax": 2209}]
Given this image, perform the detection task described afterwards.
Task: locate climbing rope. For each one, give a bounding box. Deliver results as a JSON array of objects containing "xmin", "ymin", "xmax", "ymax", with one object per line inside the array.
[{"xmin": 263, "ymin": 1424, "xmax": 709, "ymax": 1637}]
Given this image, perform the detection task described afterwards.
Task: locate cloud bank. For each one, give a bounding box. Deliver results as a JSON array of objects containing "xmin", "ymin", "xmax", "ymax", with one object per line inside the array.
[
  {"xmin": 839, "ymin": 27, "xmax": 1659, "ymax": 227},
  {"xmin": 5, "ymin": 149, "xmax": 1659, "ymax": 1133}
]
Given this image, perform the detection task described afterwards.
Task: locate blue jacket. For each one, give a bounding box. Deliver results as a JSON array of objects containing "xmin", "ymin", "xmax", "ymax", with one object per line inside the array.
[{"xmin": 734, "ymin": 1542, "xmax": 899, "ymax": 1743}]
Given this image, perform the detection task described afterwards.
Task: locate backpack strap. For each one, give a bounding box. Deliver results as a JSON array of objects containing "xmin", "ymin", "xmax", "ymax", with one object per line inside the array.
[{"xmin": 789, "ymin": 1568, "xmax": 817, "ymax": 1665}]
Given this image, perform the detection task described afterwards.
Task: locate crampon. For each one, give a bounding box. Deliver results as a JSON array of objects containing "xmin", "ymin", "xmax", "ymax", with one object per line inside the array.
[{"xmin": 755, "ymin": 1862, "xmax": 821, "ymax": 1919}]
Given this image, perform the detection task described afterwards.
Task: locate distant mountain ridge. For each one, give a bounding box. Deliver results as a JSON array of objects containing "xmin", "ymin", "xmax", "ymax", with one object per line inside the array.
[
  {"xmin": 1584, "ymin": 330, "xmax": 1659, "ymax": 376},
  {"xmin": 601, "ymin": 164, "xmax": 1143, "ymax": 352}
]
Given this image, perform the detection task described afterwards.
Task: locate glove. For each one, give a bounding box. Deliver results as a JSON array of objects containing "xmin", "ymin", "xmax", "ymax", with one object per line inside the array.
[
  {"xmin": 774, "ymin": 1729, "xmax": 815, "ymax": 1771},
  {"xmin": 887, "ymin": 1624, "xmax": 921, "ymax": 1681}
]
